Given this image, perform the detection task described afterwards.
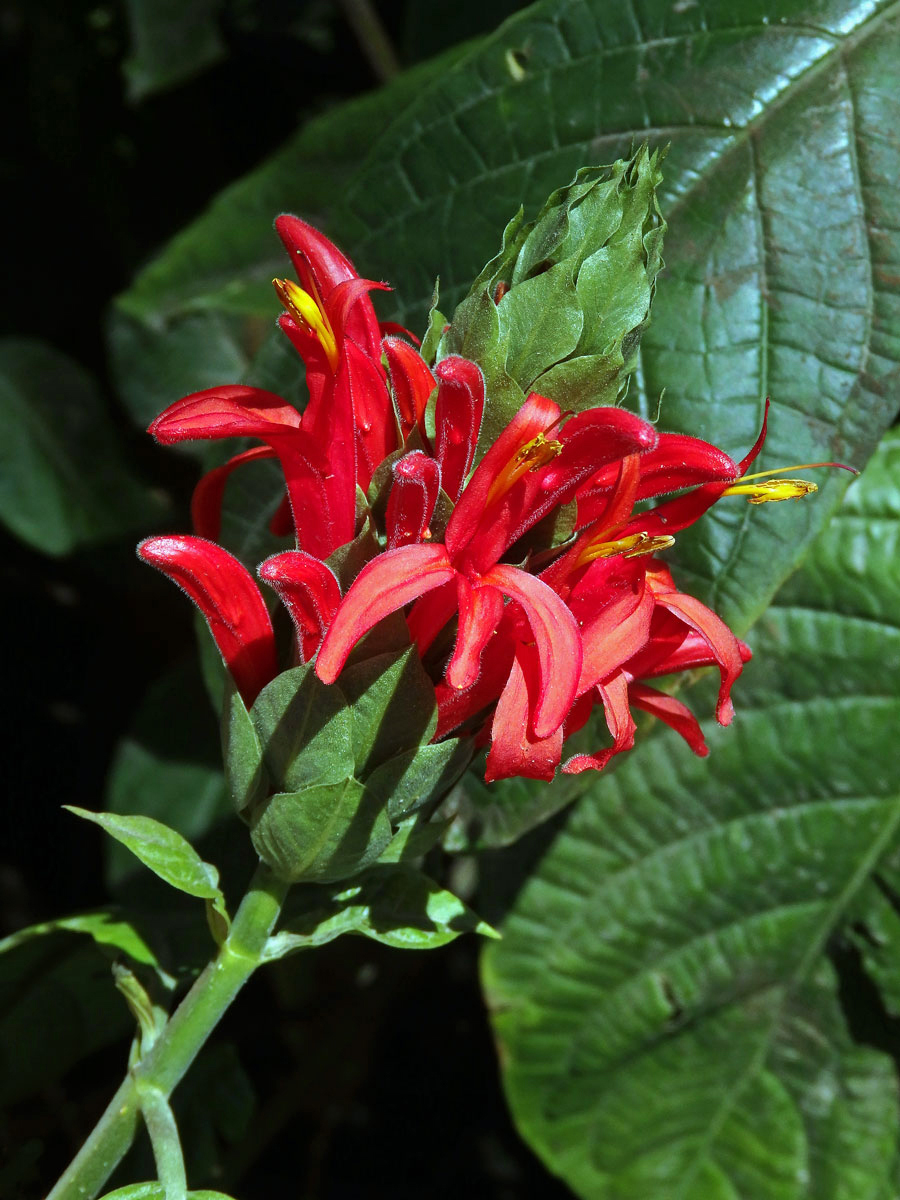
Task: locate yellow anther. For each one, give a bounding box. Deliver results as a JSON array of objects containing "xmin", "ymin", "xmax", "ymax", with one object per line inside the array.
[
  {"xmin": 485, "ymin": 433, "xmax": 564, "ymax": 507},
  {"xmin": 722, "ymin": 479, "xmax": 818, "ymax": 504},
  {"xmin": 272, "ymin": 277, "xmax": 339, "ymax": 369},
  {"xmin": 576, "ymin": 530, "xmax": 675, "ymax": 569},
  {"xmin": 515, "ymin": 432, "xmax": 564, "ymax": 470}
]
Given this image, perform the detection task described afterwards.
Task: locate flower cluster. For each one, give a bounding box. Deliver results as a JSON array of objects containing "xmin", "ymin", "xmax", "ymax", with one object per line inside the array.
[{"xmin": 140, "ymin": 218, "xmax": 818, "ymax": 782}]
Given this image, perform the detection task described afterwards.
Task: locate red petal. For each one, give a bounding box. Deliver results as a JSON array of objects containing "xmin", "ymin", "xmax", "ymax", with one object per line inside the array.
[
  {"xmin": 652, "ymin": 588, "xmax": 744, "ymax": 725},
  {"xmin": 259, "ymin": 551, "xmax": 341, "ymax": 662},
  {"xmin": 339, "ymin": 337, "xmax": 398, "ymax": 489},
  {"xmin": 563, "ymin": 671, "xmax": 636, "ymax": 774},
  {"xmin": 383, "ymin": 336, "xmax": 436, "ymax": 440},
  {"xmin": 629, "ymin": 683, "xmax": 709, "ymax": 756},
  {"xmin": 444, "ymin": 393, "xmax": 561, "ymax": 563},
  {"xmin": 316, "ymin": 544, "xmax": 456, "ymax": 684},
  {"xmin": 138, "ymin": 535, "xmax": 277, "ymax": 706},
  {"xmin": 573, "ymin": 577, "xmax": 655, "ymax": 695},
  {"xmin": 480, "ymin": 563, "xmax": 581, "ymax": 740},
  {"xmin": 445, "ymin": 579, "xmax": 505, "ymax": 691},
  {"xmin": 434, "ymin": 357, "xmax": 486, "ymax": 501},
  {"xmin": 485, "ymin": 645, "xmax": 563, "ymax": 782},
  {"xmin": 149, "ymin": 385, "xmax": 301, "ymax": 443},
  {"xmin": 386, "ymin": 451, "xmax": 440, "ymax": 550}
]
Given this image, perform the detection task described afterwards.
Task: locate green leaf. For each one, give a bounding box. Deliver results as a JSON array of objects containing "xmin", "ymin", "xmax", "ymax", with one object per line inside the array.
[
  {"xmin": 123, "ymin": 0, "xmax": 226, "ymax": 101},
  {"xmin": 333, "ymin": 0, "xmax": 900, "ymax": 633},
  {"xmin": 221, "ymin": 681, "xmax": 267, "ymax": 814},
  {"xmin": 0, "ymin": 338, "xmax": 162, "ymax": 555},
  {"xmin": 66, "ymin": 808, "xmax": 229, "ymax": 929},
  {"xmin": 249, "ymin": 779, "xmax": 392, "ymax": 884},
  {"xmin": 250, "ymin": 664, "xmax": 354, "ymax": 792},
  {"xmin": 0, "ymin": 910, "xmax": 161, "ymax": 972},
  {"xmin": 365, "ymin": 737, "xmax": 473, "ymax": 821},
  {"xmin": 264, "ymin": 865, "xmax": 499, "ymax": 955},
  {"xmin": 483, "ymin": 428, "xmax": 900, "ymax": 1198},
  {"xmin": 337, "ymin": 646, "xmax": 439, "ymax": 776}
]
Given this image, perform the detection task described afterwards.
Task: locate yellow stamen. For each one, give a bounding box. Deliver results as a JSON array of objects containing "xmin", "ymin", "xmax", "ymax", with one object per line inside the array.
[
  {"xmin": 722, "ymin": 479, "xmax": 818, "ymax": 504},
  {"xmin": 485, "ymin": 432, "xmax": 563, "ymax": 508},
  {"xmin": 272, "ymin": 277, "xmax": 339, "ymax": 370},
  {"xmin": 723, "ymin": 458, "xmax": 857, "ymax": 504},
  {"xmin": 576, "ymin": 530, "xmax": 675, "ymax": 568}
]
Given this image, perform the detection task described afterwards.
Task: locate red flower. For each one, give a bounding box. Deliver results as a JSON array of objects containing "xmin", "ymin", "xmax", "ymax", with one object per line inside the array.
[
  {"xmin": 315, "ymin": 394, "xmax": 658, "ymax": 755},
  {"xmin": 138, "ymin": 535, "xmax": 278, "ymax": 706},
  {"xmin": 149, "ymin": 218, "xmax": 399, "ymax": 561}
]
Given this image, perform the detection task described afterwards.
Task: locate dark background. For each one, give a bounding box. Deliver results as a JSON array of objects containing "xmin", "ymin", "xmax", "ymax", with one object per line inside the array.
[{"xmin": 1, "ymin": 1, "xmax": 574, "ymax": 1195}]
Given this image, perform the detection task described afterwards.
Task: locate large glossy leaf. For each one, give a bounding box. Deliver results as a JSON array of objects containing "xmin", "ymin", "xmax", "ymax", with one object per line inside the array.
[
  {"xmin": 116, "ymin": 0, "xmax": 900, "ymax": 629},
  {"xmin": 482, "ymin": 427, "xmax": 900, "ymax": 1198}
]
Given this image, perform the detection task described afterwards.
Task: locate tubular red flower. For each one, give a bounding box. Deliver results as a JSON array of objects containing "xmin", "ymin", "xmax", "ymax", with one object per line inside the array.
[
  {"xmin": 259, "ymin": 551, "xmax": 342, "ymax": 662},
  {"xmin": 137, "ymin": 535, "xmax": 277, "ymax": 706},
  {"xmin": 385, "ymin": 451, "xmax": 441, "ymax": 550},
  {"xmin": 383, "ymin": 336, "xmax": 436, "ymax": 440},
  {"xmin": 433, "ymin": 357, "xmax": 486, "ymax": 501}
]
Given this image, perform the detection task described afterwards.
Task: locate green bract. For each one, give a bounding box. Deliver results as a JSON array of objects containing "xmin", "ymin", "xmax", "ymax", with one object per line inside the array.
[{"xmin": 435, "ymin": 146, "xmax": 665, "ymax": 453}]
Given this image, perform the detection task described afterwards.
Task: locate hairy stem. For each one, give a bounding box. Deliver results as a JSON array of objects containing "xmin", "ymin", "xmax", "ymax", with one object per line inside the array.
[{"xmin": 47, "ymin": 860, "xmax": 290, "ymax": 1200}]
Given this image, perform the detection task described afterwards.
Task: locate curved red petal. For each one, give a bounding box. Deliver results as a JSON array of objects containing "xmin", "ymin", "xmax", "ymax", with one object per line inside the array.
[
  {"xmin": 480, "ymin": 563, "xmax": 581, "ymax": 740},
  {"xmin": 316, "ymin": 544, "xmax": 456, "ymax": 684},
  {"xmin": 629, "ymin": 683, "xmax": 709, "ymax": 756},
  {"xmin": 445, "ymin": 579, "xmax": 505, "ymax": 691},
  {"xmin": 485, "ymin": 645, "xmax": 563, "ymax": 783},
  {"xmin": 138, "ymin": 535, "xmax": 277, "ymax": 706}
]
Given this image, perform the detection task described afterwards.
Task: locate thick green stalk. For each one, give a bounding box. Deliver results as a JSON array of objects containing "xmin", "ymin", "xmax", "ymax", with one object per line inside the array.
[{"xmin": 47, "ymin": 861, "xmax": 290, "ymax": 1200}]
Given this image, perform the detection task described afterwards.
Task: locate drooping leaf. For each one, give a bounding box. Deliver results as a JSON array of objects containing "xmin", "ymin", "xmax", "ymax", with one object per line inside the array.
[
  {"xmin": 66, "ymin": 808, "xmax": 229, "ymax": 929},
  {"xmin": 0, "ymin": 338, "xmax": 162, "ymax": 555},
  {"xmin": 0, "ymin": 910, "xmax": 161, "ymax": 973},
  {"xmin": 483, "ymin": 428, "xmax": 900, "ymax": 1198},
  {"xmin": 264, "ymin": 865, "xmax": 498, "ymax": 956}
]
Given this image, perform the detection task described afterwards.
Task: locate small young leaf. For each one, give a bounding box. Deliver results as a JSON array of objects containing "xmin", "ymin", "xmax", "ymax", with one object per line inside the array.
[
  {"xmin": 264, "ymin": 865, "xmax": 499, "ymax": 957},
  {"xmin": 0, "ymin": 910, "xmax": 161, "ymax": 971},
  {"xmin": 65, "ymin": 808, "xmax": 229, "ymax": 929}
]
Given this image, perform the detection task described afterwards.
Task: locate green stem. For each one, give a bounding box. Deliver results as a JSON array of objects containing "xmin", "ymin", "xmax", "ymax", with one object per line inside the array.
[{"xmin": 47, "ymin": 861, "xmax": 290, "ymax": 1200}]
